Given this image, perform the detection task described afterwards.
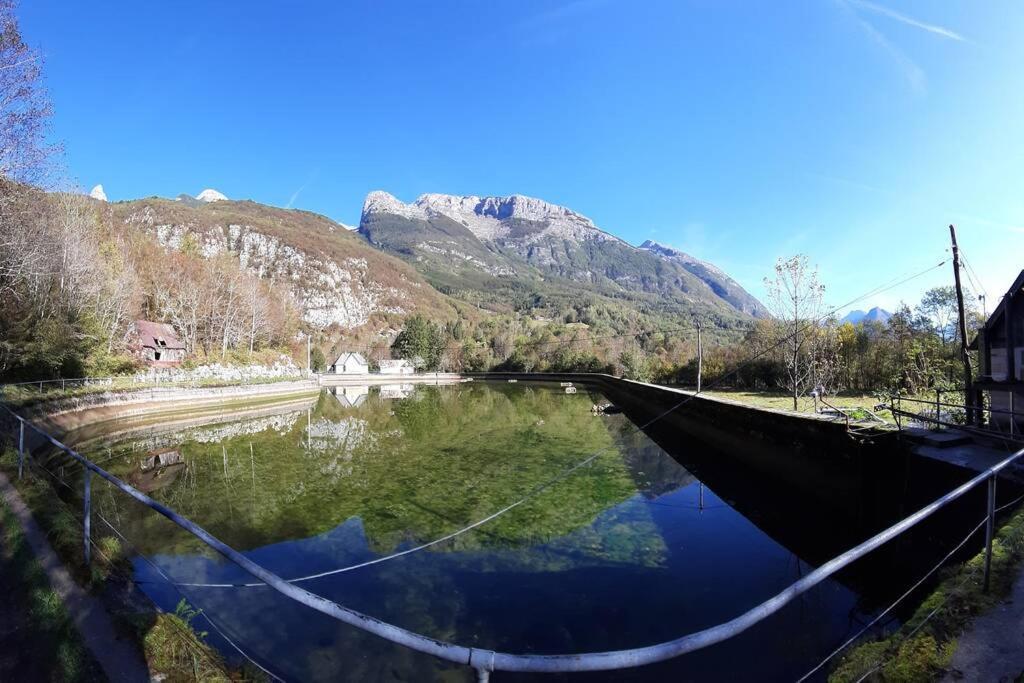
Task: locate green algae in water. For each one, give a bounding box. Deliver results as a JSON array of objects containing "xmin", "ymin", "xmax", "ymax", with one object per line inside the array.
[
  {"xmin": 47, "ymin": 381, "xmax": 900, "ymax": 682},
  {"xmin": 80, "ymin": 382, "xmax": 648, "ymax": 561}
]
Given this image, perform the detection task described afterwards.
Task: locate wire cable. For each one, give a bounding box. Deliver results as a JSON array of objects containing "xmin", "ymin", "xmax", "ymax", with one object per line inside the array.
[
  {"xmin": 796, "ymin": 515, "xmax": 987, "ymax": 682},
  {"xmin": 95, "ymin": 510, "xmax": 286, "ymax": 682},
  {"xmin": 167, "ymin": 256, "xmax": 951, "ymax": 589},
  {"xmin": 1, "ymin": 255, "xmax": 959, "ymax": 678},
  {"xmin": 850, "ymin": 557, "xmax": 984, "ymax": 683}
]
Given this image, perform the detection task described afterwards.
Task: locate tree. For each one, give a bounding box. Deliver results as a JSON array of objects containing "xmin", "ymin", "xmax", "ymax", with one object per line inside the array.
[
  {"xmin": 310, "ymin": 346, "xmax": 326, "ymax": 372},
  {"xmin": 0, "ymin": 0, "xmax": 56, "ymax": 184},
  {"xmin": 391, "ymin": 315, "xmax": 445, "ymax": 371},
  {"xmin": 0, "ymin": 2, "xmax": 58, "ymax": 305},
  {"xmin": 764, "ymin": 254, "xmax": 826, "ymax": 410},
  {"xmin": 618, "ymin": 347, "xmax": 651, "ymax": 382},
  {"xmin": 917, "ymin": 286, "xmax": 979, "ymax": 382},
  {"xmin": 917, "ymin": 287, "xmax": 959, "ymax": 345}
]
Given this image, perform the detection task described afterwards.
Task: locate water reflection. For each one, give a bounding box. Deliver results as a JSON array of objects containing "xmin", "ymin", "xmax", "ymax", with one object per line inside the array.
[
  {"xmin": 65, "ymin": 382, "xmax": 893, "ymax": 681},
  {"xmin": 128, "ymin": 449, "xmax": 185, "ymax": 493},
  {"xmin": 330, "ymin": 385, "xmax": 368, "ymax": 408}
]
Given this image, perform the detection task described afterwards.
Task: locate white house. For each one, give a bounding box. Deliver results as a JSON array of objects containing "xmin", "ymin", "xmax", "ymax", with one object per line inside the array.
[
  {"xmin": 331, "ymin": 352, "xmax": 369, "ymax": 375},
  {"xmin": 379, "ymin": 359, "xmax": 415, "ymax": 375},
  {"xmin": 333, "ymin": 385, "xmax": 369, "ymax": 408}
]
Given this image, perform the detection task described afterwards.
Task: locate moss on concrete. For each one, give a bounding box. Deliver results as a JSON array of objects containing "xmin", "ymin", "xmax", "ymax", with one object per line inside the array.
[{"xmin": 830, "ymin": 504, "xmax": 1024, "ymax": 682}]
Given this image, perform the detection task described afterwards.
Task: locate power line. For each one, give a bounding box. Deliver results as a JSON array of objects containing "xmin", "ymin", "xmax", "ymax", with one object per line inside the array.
[
  {"xmin": 796, "ymin": 515, "xmax": 987, "ymax": 682},
  {"xmin": 171, "ymin": 256, "xmax": 950, "ymax": 590},
  {"xmin": 3, "ymin": 254, "xmax": 962, "ymax": 680},
  {"xmin": 959, "ymin": 248, "xmax": 989, "ymax": 300},
  {"xmin": 333, "ymin": 255, "xmax": 949, "ymax": 361}
]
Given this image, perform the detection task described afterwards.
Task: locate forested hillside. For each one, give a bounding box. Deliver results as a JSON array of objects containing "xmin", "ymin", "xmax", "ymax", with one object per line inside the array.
[{"xmin": 0, "ymin": 0, "xmax": 989, "ymax": 404}]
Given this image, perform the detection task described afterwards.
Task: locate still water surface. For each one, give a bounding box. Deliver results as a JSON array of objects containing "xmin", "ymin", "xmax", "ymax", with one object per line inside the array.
[{"xmin": 53, "ymin": 382, "xmax": 971, "ymax": 681}]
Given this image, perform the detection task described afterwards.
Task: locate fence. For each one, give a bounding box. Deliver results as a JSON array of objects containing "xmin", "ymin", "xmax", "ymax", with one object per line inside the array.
[
  {"xmin": 889, "ymin": 393, "xmax": 1024, "ymax": 443},
  {"xmin": 0, "ymin": 372, "xmax": 313, "ymax": 405},
  {"xmin": 3, "ymin": 398, "xmax": 1023, "ymax": 680}
]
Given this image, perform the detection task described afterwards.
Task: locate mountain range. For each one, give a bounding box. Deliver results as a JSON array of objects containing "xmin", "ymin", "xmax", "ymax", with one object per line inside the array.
[
  {"xmin": 359, "ymin": 191, "xmax": 765, "ymax": 326},
  {"xmin": 840, "ymin": 307, "xmax": 891, "ymax": 324},
  {"xmin": 94, "ymin": 187, "xmax": 766, "ymax": 339}
]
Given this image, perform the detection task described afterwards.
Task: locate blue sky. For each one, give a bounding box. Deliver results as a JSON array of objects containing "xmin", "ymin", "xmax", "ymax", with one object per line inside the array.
[{"xmin": 19, "ymin": 1, "xmax": 1023, "ymax": 315}]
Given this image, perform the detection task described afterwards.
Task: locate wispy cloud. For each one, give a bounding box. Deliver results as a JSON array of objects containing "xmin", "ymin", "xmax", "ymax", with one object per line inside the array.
[
  {"xmin": 286, "ymin": 168, "xmax": 319, "ymax": 209},
  {"xmin": 847, "ymin": 0, "xmax": 965, "ymax": 42},
  {"xmin": 527, "ymin": 0, "xmax": 610, "ymax": 27},
  {"xmin": 950, "ymin": 212, "xmax": 1024, "ymax": 234},
  {"xmin": 517, "ymin": 0, "xmax": 611, "ymax": 46},
  {"xmin": 839, "ymin": 1, "xmax": 927, "ymax": 92}
]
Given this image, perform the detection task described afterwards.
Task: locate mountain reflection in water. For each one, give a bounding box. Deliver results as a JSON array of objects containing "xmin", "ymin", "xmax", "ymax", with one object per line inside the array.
[{"xmin": 59, "ymin": 382, "xmax": 945, "ymax": 682}]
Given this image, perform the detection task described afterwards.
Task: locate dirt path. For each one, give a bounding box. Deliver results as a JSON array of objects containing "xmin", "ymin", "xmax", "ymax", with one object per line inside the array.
[
  {"xmin": 0, "ymin": 471, "xmax": 149, "ymax": 682},
  {"xmin": 942, "ymin": 567, "xmax": 1024, "ymax": 681}
]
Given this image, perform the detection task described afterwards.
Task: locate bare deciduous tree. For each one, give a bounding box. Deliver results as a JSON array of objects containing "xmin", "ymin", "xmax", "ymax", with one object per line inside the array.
[
  {"xmin": 0, "ymin": 0, "xmax": 56, "ymax": 184},
  {"xmin": 764, "ymin": 254, "xmax": 826, "ymax": 410}
]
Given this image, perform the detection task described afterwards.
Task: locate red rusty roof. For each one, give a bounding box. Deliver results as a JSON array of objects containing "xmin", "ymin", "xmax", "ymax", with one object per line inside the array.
[{"xmin": 133, "ymin": 320, "xmax": 186, "ymax": 351}]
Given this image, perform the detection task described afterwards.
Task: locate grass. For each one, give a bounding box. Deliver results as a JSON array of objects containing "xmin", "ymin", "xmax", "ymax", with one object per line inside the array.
[
  {"xmin": 139, "ymin": 600, "xmax": 233, "ymax": 683},
  {"xmin": 830, "ymin": 504, "xmax": 1024, "ymax": 682},
  {"xmin": 0, "ymin": 489, "xmax": 103, "ymax": 681},
  {"xmin": 702, "ymin": 389, "xmax": 899, "ymax": 423},
  {"xmin": 0, "ymin": 446, "xmax": 249, "ymax": 681}
]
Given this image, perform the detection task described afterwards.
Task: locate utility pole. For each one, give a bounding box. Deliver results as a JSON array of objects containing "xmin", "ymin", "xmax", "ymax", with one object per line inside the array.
[
  {"xmin": 696, "ymin": 320, "xmax": 703, "ymax": 393},
  {"xmin": 306, "ymin": 335, "xmax": 311, "ymax": 376},
  {"xmin": 949, "ymin": 225, "xmax": 975, "ymax": 424}
]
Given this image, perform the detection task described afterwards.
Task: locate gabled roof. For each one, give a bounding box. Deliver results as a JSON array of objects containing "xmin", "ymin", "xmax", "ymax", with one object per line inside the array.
[
  {"xmin": 969, "ymin": 269, "xmax": 1024, "ymax": 349},
  {"xmin": 334, "ymin": 352, "xmax": 368, "ymax": 366},
  {"xmin": 134, "ymin": 320, "xmax": 185, "ymax": 350},
  {"xmin": 379, "ymin": 359, "xmax": 412, "ymax": 367}
]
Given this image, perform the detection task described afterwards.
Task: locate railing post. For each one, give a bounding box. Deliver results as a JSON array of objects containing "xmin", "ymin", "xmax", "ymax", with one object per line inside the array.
[
  {"xmin": 17, "ymin": 418, "xmax": 24, "ymax": 479},
  {"xmin": 935, "ymin": 388, "xmax": 941, "ymax": 431},
  {"xmin": 470, "ymin": 649, "xmax": 495, "ymax": 683},
  {"xmin": 891, "ymin": 397, "xmax": 901, "ymax": 432},
  {"xmin": 984, "ymin": 474, "xmax": 997, "ymax": 592},
  {"xmin": 1011, "ymin": 392, "xmax": 1017, "ymax": 439},
  {"xmin": 83, "ymin": 469, "xmax": 92, "ymax": 566}
]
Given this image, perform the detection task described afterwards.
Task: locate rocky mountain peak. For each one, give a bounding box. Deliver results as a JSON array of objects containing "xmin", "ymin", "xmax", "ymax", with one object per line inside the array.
[
  {"xmin": 639, "ymin": 239, "xmax": 677, "ymax": 256},
  {"xmin": 362, "ymin": 191, "xmax": 617, "ymax": 244},
  {"xmin": 362, "ymin": 190, "xmax": 420, "ymax": 220},
  {"xmin": 196, "ymin": 188, "xmax": 228, "ymax": 203},
  {"xmin": 89, "ymin": 184, "xmax": 108, "ymax": 202}
]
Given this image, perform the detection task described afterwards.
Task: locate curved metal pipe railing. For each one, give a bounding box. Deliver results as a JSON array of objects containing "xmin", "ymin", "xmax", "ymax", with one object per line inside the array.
[{"xmin": 4, "ymin": 402, "xmax": 1023, "ymax": 680}]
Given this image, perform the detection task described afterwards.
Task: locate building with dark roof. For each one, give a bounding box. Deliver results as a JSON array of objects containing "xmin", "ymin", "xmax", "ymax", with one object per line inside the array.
[
  {"xmin": 971, "ymin": 270, "xmax": 1024, "ymax": 433},
  {"xmin": 128, "ymin": 320, "xmax": 186, "ymax": 366}
]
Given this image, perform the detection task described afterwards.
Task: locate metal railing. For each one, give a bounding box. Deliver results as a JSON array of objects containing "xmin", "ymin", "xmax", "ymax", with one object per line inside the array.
[
  {"xmin": 890, "ymin": 393, "xmax": 1024, "ymax": 442},
  {"xmin": 3, "ymin": 402, "xmax": 1024, "ymax": 680},
  {"xmin": 0, "ymin": 372, "xmax": 311, "ymax": 400},
  {"xmin": 817, "ymin": 396, "xmax": 887, "ymax": 431}
]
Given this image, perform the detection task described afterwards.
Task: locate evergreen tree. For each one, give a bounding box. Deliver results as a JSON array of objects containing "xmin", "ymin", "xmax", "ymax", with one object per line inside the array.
[{"xmin": 391, "ymin": 315, "xmax": 445, "ymax": 370}]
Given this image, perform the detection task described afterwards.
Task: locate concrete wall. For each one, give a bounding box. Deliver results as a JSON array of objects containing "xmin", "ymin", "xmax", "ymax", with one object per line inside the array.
[
  {"xmin": 318, "ymin": 372, "xmax": 464, "ymax": 386},
  {"xmin": 474, "ymin": 372, "xmax": 892, "ymax": 522},
  {"xmin": 27, "ymin": 380, "xmax": 322, "ymax": 433}
]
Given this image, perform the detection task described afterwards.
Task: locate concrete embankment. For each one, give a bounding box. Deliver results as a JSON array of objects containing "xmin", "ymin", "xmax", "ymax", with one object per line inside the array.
[
  {"xmin": 318, "ymin": 372, "xmax": 464, "ymax": 386},
  {"xmin": 14, "ymin": 373, "xmax": 467, "ymax": 436},
  {"xmin": 476, "ymin": 372, "xmax": 863, "ymax": 450},
  {"xmin": 475, "ymin": 372, "xmax": 896, "ymax": 519},
  {"xmin": 21, "ymin": 380, "xmax": 321, "ymax": 434}
]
